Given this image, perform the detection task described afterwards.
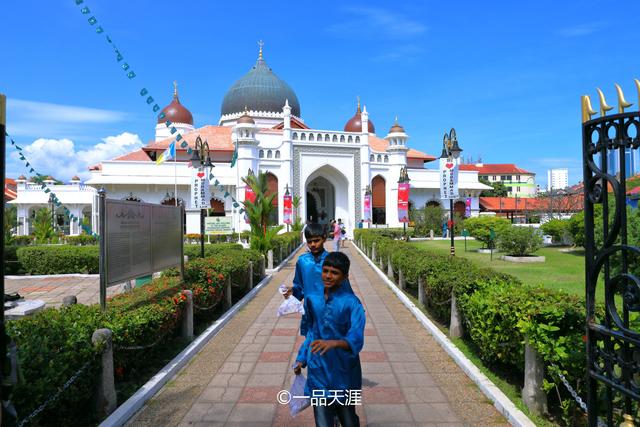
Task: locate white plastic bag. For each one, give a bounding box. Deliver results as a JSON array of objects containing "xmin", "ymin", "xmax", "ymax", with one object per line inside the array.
[
  {"xmin": 289, "ymin": 373, "xmax": 311, "ymax": 417},
  {"xmin": 277, "ymin": 296, "xmax": 304, "ymax": 317}
]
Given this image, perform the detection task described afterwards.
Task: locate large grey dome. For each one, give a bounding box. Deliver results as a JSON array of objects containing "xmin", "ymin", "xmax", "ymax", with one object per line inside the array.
[{"xmin": 221, "ymin": 56, "xmax": 301, "ymax": 117}]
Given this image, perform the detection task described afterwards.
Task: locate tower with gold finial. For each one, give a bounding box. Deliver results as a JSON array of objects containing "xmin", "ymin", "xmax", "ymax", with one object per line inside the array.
[{"xmin": 155, "ymin": 81, "xmax": 195, "ymax": 141}]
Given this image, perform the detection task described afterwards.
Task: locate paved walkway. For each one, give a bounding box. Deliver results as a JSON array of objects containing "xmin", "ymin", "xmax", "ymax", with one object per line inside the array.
[
  {"xmin": 5, "ymin": 276, "xmax": 124, "ymax": 307},
  {"xmin": 128, "ymin": 243, "xmax": 507, "ymax": 426}
]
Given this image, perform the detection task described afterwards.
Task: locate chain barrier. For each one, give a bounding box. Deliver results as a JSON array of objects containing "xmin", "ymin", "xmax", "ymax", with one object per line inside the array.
[
  {"xmin": 15, "ymin": 359, "xmax": 93, "ymax": 427},
  {"xmin": 549, "ymin": 363, "xmax": 607, "ymax": 427},
  {"xmin": 69, "ymin": 0, "xmax": 243, "ymax": 210},
  {"xmin": 116, "ymin": 334, "xmax": 166, "ymax": 351}
]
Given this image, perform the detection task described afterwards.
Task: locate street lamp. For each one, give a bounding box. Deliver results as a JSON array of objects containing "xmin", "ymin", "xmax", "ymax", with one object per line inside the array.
[
  {"xmin": 190, "ymin": 136, "xmax": 213, "ymax": 258},
  {"xmin": 440, "ymin": 128, "xmax": 463, "ymax": 256}
]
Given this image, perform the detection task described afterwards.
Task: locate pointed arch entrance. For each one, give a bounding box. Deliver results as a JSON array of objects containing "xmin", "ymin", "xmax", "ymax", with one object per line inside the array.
[
  {"xmin": 371, "ymin": 175, "xmax": 386, "ymax": 225},
  {"xmin": 304, "ymin": 165, "xmax": 350, "ymax": 230}
]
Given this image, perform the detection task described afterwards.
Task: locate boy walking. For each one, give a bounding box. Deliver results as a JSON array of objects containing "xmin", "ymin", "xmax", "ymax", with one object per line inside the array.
[
  {"xmin": 284, "ymin": 224, "xmax": 352, "ymax": 335},
  {"xmin": 294, "ymin": 252, "xmax": 365, "ymax": 427}
]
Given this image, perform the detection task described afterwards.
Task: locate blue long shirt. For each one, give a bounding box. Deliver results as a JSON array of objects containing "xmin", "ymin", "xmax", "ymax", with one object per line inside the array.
[
  {"xmin": 292, "ymin": 250, "xmax": 353, "ymax": 335},
  {"xmin": 296, "ymin": 286, "xmax": 366, "ymax": 399}
]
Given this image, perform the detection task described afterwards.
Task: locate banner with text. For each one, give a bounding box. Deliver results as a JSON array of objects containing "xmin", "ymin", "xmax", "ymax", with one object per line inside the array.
[
  {"xmin": 397, "ymin": 183, "xmax": 410, "ymax": 223},
  {"xmin": 191, "ymin": 168, "xmax": 211, "ymax": 209},
  {"xmin": 283, "ymin": 194, "xmax": 292, "ymax": 224},
  {"xmin": 205, "ymin": 216, "xmax": 233, "ymax": 235},
  {"xmin": 465, "ymin": 197, "xmax": 472, "ymax": 217},
  {"xmin": 363, "ymin": 194, "xmax": 372, "ymax": 222},
  {"xmin": 439, "ymin": 158, "xmax": 459, "ymax": 200}
]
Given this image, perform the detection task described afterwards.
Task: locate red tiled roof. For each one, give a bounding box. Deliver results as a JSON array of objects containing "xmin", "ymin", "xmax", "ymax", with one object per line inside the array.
[
  {"xmin": 459, "ymin": 163, "xmax": 534, "ymax": 175},
  {"xmin": 113, "ymin": 149, "xmax": 151, "ymax": 161},
  {"xmin": 271, "ymin": 117, "xmax": 310, "ymax": 130},
  {"xmin": 145, "ymin": 125, "xmax": 234, "ymax": 152},
  {"xmin": 480, "ymin": 195, "xmax": 583, "ymax": 212},
  {"xmin": 368, "ymin": 135, "xmax": 435, "ymax": 161},
  {"xmin": 4, "ymin": 179, "xmax": 17, "ymax": 201},
  {"xmin": 628, "ymin": 187, "xmax": 640, "ymax": 196}
]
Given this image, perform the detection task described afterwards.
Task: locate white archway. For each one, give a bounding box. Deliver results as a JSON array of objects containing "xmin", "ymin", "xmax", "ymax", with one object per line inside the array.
[{"xmin": 302, "ymin": 164, "xmax": 352, "ymax": 235}]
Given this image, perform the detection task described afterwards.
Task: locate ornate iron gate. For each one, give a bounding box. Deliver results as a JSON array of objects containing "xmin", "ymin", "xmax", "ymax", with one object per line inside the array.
[{"xmin": 583, "ymin": 81, "xmax": 640, "ymax": 426}]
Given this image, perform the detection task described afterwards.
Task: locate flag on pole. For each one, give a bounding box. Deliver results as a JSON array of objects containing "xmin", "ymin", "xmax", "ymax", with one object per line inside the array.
[{"xmin": 156, "ymin": 141, "xmax": 176, "ymax": 165}]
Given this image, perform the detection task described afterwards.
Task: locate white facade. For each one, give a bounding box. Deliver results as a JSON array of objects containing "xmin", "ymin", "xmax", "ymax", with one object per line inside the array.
[{"xmin": 547, "ymin": 168, "xmax": 569, "ymax": 191}]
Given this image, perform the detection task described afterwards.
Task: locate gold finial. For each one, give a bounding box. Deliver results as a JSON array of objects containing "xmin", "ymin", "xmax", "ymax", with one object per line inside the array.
[
  {"xmin": 596, "ymin": 88, "xmax": 614, "ymax": 116},
  {"xmin": 173, "ymin": 80, "xmax": 178, "ymax": 98},
  {"xmin": 258, "ymin": 40, "xmax": 264, "ymax": 60},
  {"xmin": 615, "ymin": 83, "xmax": 633, "ymax": 113},
  {"xmin": 619, "ymin": 413, "xmax": 635, "ymax": 427},
  {"xmin": 581, "ymin": 95, "xmax": 597, "ymax": 123},
  {"xmin": 357, "ymin": 96, "xmax": 361, "ymax": 113},
  {"xmin": 635, "ymin": 79, "xmax": 640, "ymax": 110},
  {"xmin": 394, "ymin": 115, "xmax": 399, "ymax": 124}
]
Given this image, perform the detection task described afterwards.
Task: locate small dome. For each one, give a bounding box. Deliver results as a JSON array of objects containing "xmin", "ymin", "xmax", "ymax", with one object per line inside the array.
[
  {"xmin": 71, "ymin": 175, "xmax": 81, "ymax": 181},
  {"xmin": 237, "ymin": 110, "xmax": 255, "ymax": 124},
  {"xmin": 45, "ymin": 175, "xmax": 55, "ymax": 181},
  {"xmin": 221, "ymin": 48, "xmax": 301, "ymax": 117},
  {"xmin": 158, "ymin": 83, "xmax": 194, "ymax": 125},
  {"xmin": 389, "ymin": 118, "xmax": 405, "ymax": 133},
  {"xmin": 17, "ymin": 175, "xmax": 26, "ymax": 180},
  {"xmin": 344, "ymin": 101, "xmax": 375, "ymax": 133}
]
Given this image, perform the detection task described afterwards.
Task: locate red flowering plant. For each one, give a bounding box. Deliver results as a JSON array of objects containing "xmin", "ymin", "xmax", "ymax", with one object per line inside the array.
[{"xmin": 183, "ymin": 258, "xmax": 227, "ymax": 308}]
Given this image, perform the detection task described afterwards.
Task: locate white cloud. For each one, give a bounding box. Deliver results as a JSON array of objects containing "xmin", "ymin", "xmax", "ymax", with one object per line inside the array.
[
  {"xmin": 15, "ymin": 132, "xmax": 142, "ymax": 181},
  {"xmin": 6, "ymin": 99, "xmax": 128, "ymax": 139}
]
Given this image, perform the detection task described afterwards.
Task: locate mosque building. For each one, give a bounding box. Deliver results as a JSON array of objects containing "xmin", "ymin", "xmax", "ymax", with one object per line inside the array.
[{"xmin": 10, "ymin": 46, "xmax": 490, "ymax": 237}]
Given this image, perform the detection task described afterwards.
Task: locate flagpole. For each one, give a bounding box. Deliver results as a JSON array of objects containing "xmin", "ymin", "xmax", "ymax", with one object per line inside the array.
[{"xmin": 174, "ymin": 144, "xmax": 178, "ymax": 207}]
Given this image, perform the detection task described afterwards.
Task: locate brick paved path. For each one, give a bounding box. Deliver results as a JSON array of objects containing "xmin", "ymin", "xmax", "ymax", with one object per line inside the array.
[
  {"xmin": 5, "ymin": 276, "xmax": 124, "ymax": 307},
  {"xmin": 128, "ymin": 244, "xmax": 508, "ymax": 426}
]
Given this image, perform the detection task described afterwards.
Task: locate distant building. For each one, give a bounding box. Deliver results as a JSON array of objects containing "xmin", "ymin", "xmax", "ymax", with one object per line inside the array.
[
  {"xmin": 4, "ymin": 178, "xmax": 17, "ymax": 202},
  {"xmin": 607, "ymin": 145, "xmax": 640, "ymax": 178},
  {"xmin": 547, "ymin": 168, "xmax": 568, "ymax": 192},
  {"xmin": 459, "ymin": 163, "xmax": 536, "ymax": 198}
]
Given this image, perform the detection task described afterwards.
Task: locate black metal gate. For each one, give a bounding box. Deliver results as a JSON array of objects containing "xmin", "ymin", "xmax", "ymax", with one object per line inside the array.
[{"xmin": 582, "ymin": 82, "xmax": 640, "ymax": 426}]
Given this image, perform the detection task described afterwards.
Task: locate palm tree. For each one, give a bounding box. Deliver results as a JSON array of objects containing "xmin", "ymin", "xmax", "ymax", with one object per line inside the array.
[
  {"xmin": 291, "ymin": 195, "xmax": 303, "ymax": 232},
  {"xmin": 242, "ymin": 171, "xmax": 283, "ymax": 253}
]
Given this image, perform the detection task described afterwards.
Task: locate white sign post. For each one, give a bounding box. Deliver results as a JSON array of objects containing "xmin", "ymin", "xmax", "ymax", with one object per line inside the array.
[
  {"xmin": 191, "ymin": 167, "xmax": 211, "ymax": 209},
  {"xmin": 439, "ymin": 158, "xmax": 459, "ymax": 200}
]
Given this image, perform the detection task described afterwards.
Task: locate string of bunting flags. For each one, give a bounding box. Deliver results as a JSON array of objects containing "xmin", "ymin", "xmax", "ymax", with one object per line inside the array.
[
  {"xmin": 6, "ymin": 131, "xmax": 96, "ymax": 236},
  {"xmin": 70, "ymin": 0, "xmax": 244, "ymax": 214}
]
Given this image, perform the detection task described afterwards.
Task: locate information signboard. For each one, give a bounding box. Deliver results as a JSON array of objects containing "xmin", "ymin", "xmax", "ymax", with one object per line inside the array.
[{"xmin": 204, "ymin": 216, "xmax": 233, "ymax": 235}]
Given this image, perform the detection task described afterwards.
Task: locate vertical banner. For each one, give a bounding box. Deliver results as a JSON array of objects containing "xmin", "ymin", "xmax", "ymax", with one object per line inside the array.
[
  {"xmin": 439, "ymin": 158, "xmax": 459, "ymax": 200},
  {"xmin": 397, "ymin": 182, "xmax": 410, "ymax": 223},
  {"xmin": 363, "ymin": 194, "xmax": 372, "ymax": 222},
  {"xmin": 465, "ymin": 197, "xmax": 472, "ymax": 218},
  {"xmin": 244, "ymin": 185, "xmax": 256, "ymax": 224},
  {"xmin": 283, "ymin": 194, "xmax": 292, "ymax": 224},
  {"xmin": 191, "ymin": 167, "xmax": 211, "ymax": 209}
]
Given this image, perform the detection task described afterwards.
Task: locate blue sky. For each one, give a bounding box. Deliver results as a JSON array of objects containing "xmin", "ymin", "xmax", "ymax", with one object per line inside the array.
[{"xmin": 2, "ymin": 0, "xmax": 640, "ymax": 185}]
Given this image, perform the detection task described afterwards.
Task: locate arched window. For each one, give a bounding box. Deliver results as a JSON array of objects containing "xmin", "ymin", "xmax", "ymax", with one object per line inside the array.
[
  {"xmin": 317, "ymin": 134, "xmax": 322, "ymax": 141},
  {"xmin": 275, "ymin": 150, "xmax": 281, "ymax": 159},
  {"xmin": 265, "ymin": 173, "xmax": 279, "ymax": 225},
  {"xmin": 301, "ymin": 133, "xmax": 306, "ymax": 141},
  {"xmin": 332, "ymin": 135, "xmax": 338, "ymax": 142},
  {"xmin": 348, "ymin": 136, "xmax": 353, "ymax": 143},
  {"xmin": 292, "ymin": 132, "xmax": 298, "ymax": 140},
  {"xmin": 355, "ymin": 136, "xmax": 360, "ymax": 143},
  {"xmin": 384, "ymin": 155, "xmax": 389, "ymax": 163},
  {"xmin": 370, "ymin": 154, "xmax": 374, "ymax": 162},
  {"xmin": 324, "ymin": 134, "xmax": 330, "ymax": 142},
  {"xmin": 377, "ymin": 155, "xmax": 382, "ymax": 162},
  {"xmin": 309, "ymin": 134, "xmax": 315, "ymax": 141},
  {"xmin": 209, "ymin": 198, "xmax": 225, "ymax": 217},
  {"xmin": 267, "ymin": 150, "xmax": 273, "ymax": 158},
  {"xmin": 259, "ymin": 150, "xmax": 264, "ymax": 158},
  {"xmin": 340, "ymin": 135, "xmax": 345, "ymax": 143},
  {"xmin": 372, "ymin": 175, "xmax": 386, "ymax": 225}
]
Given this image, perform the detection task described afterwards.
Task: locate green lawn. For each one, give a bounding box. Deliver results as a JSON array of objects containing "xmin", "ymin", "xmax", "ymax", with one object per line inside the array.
[{"xmin": 411, "ymin": 238, "xmax": 591, "ymax": 298}]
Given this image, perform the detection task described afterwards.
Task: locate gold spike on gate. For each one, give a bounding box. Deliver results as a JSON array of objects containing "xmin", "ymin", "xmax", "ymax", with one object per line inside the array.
[
  {"xmin": 620, "ymin": 413, "xmax": 635, "ymax": 427},
  {"xmin": 635, "ymin": 79, "xmax": 640, "ymax": 111},
  {"xmin": 597, "ymin": 88, "xmax": 614, "ymax": 116},
  {"xmin": 615, "ymin": 83, "xmax": 633, "ymax": 113},
  {"xmin": 582, "ymin": 95, "xmax": 597, "ymax": 123}
]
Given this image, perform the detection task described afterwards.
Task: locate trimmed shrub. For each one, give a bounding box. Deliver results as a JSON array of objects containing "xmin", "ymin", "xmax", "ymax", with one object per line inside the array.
[
  {"xmin": 464, "ymin": 216, "xmax": 511, "ymax": 248},
  {"xmin": 17, "ymin": 245, "xmax": 99, "ymax": 274},
  {"xmin": 12, "ymin": 235, "xmax": 34, "ymax": 246},
  {"xmin": 540, "ymin": 219, "xmax": 570, "ymax": 244},
  {"xmin": 4, "ymin": 245, "xmax": 22, "ymax": 275},
  {"xmin": 497, "ymin": 226, "xmax": 543, "ymax": 256},
  {"xmin": 63, "ymin": 235, "xmax": 98, "ymax": 246},
  {"xmin": 184, "ymin": 242, "xmax": 243, "ymax": 259}
]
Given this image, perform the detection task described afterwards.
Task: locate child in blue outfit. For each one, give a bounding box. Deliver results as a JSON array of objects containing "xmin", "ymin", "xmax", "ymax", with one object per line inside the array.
[
  {"xmin": 293, "ymin": 252, "xmax": 365, "ymax": 427},
  {"xmin": 284, "ymin": 224, "xmax": 353, "ymax": 335}
]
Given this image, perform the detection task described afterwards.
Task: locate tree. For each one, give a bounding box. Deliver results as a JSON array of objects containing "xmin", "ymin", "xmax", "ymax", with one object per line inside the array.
[
  {"xmin": 497, "ymin": 226, "xmax": 543, "ymax": 256},
  {"xmin": 4, "ymin": 205, "xmax": 19, "ymax": 244},
  {"xmin": 464, "ymin": 216, "xmax": 511, "ymax": 248},
  {"xmin": 291, "ymin": 195, "xmax": 303, "ymax": 232},
  {"xmin": 32, "ymin": 207, "xmax": 54, "ymax": 242},
  {"xmin": 479, "ymin": 178, "xmax": 509, "ymax": 197},
  {"xmin": 242, "ymin": 171, "xmax": 283, "ymax": 253}
]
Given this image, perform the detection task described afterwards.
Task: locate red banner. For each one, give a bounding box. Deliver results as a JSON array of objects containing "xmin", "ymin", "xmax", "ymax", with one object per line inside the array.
[
  {"xmin": 363, "ymin": 194, "xmax": 372, "ymax": 222},
  {"xmin": 244, "ymin": 186, "xmax": 255, "ymax": 223},
  {"xmin": 397, "ymin": 182, "xmax": 410, "ymax": 223},
  {"xmin": 283, "ymin": 194, "xmax": 292, "ymax": 224}
]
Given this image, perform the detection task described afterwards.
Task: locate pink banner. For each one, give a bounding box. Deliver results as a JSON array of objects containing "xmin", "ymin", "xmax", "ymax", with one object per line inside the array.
[
  {"xmin": 244, "ymin": 186, "xmax": 255, "ymax": 224},
  {"xmin": 363, "ymin": 194, "xmax": 372, "ymax": 222},
  {"xmin": 397, "ymin": 182, "xmax": 410, "ymax": 223},
  {"xmin": 283, "ymin": 194, "xmax": 292, "ymax": 224}
]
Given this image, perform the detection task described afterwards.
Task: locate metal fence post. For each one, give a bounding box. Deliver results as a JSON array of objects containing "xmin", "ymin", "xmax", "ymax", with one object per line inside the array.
[
  {"xmin": 98, "ymin": 188, "xmax": 107, "ymax": 311},
  {"xmin": 247, "ymin": 261, "xmax": 254, "ymax": 291},
  {"xmin": 92, "ymin": 328, "xmax": 116, "ymax": 417},
  {"xmin": 181, "ymin": 290, "xmax": 193, "ymax": 341}
]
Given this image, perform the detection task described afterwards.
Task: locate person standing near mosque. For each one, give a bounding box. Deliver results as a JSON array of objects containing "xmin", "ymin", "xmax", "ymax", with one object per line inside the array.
[{"xmin": 333, "ymin": 219, "xmax": 342, "ymax": 252}]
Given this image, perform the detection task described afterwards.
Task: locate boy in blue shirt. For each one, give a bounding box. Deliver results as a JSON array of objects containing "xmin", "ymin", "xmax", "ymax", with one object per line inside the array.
[
  {"xmin": 293, "ymin": 252, "xmax": 365, "ymax": 427},
  {"xmin": 283, "ymin": 224, "xmax": 352, "ymax": 335}
]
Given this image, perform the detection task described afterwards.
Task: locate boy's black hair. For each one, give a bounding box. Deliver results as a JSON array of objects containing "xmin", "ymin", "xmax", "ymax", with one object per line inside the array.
[
  {"xmin": 304, "ymin": 223, "xmax": 326, "ymax": 239},
  {"xmin": 323, "ymin": 252, "xmax": 350, "ymax": 276}
]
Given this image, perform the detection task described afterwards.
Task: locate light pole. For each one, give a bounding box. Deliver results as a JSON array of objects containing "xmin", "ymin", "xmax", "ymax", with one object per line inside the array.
[
  {"xmin": 439, "ymin": 128, "xmax": 463, "ymax": 256},
  {"xmin": 189, "ymin": 136, "xmax": 213, "ymax": 258}
]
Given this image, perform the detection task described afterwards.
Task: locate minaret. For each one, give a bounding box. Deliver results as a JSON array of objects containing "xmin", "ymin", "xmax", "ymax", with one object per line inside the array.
[
  {"xmin": 155, "ymin": 81, "xmax": 195, "ymax": 141},
  {"xmin": 385, "ymin": 117, "xmax": 409, "ymax": 168}
]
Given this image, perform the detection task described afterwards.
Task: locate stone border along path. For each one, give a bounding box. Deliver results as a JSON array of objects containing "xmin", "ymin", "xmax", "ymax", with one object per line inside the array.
[{"xmin": 126, "ymin": 243, "xmax": 508, "ymax": 426}]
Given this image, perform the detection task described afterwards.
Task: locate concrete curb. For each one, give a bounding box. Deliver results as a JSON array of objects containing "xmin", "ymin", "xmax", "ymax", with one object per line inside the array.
[
  {"xmin": 6, "ymin": 273, "xmax": 99, "ymax": 280},
  {"xmin": 351, "ymin": 242, "xmax": 535, "ymax": 427},
  {"xmin": 99, "ymin": 244, "xmax": 303, "ymax": 427}
]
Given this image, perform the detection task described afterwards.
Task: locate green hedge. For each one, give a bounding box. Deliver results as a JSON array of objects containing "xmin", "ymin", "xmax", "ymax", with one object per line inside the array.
[
  {"xmin": 17, "ymin": 245, "xmax": 99, "ymax": 274},
  {"xmin": 354, "ymin": 228, "xmax": 587, "ymax": 419}
]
